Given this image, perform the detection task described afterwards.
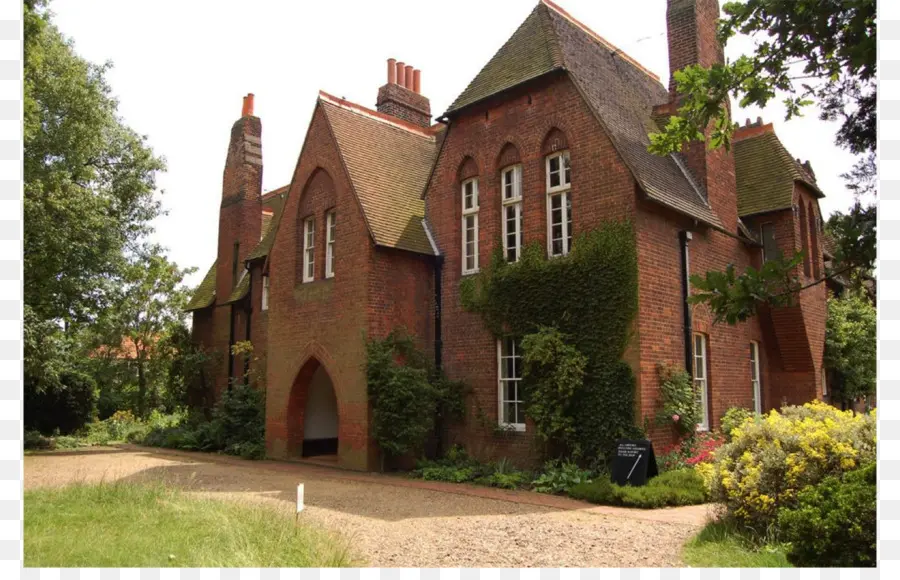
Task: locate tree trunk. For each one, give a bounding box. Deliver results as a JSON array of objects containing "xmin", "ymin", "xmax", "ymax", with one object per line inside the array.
[{"xmin": 137, "ymin": 358, "xmax": 147, "ymax": 419}]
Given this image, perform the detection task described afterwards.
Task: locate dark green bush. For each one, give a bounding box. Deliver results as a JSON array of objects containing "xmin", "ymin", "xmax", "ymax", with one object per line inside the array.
[
  {"xmin": 25, "ymin": 370, "xmax": 97, "ymax": 435},
  {"xmin": 24, "ymin": 430, "xmax": 53, "ymax": 450},
  {"xmin": 777, "ymin": 462, "xmax": 876, "ymax": 567},
  {"xmin": 568, "ymin": 468, "xmax": 708, "ymax": 508},
  {"xmin": 531, "ymin": 459, "xmax": 594, "ymax": 494}
]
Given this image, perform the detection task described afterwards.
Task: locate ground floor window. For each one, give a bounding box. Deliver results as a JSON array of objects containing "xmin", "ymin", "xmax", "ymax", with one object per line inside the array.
[
  {"xmin": 693, "ymin": 333, "xmax": 709, "ymax": 430},
  {"xmin": 498, "ymin": 337, "xmax": 524, "ymax": 430},
  {"xmin": 750, "ymin": 341, "xmax": 761, "ymax": 413}
]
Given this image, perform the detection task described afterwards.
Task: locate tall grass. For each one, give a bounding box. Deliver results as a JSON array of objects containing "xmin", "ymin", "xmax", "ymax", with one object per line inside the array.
[
  {"xmin": 682, "ymin": 520, "xmax": 790, "ymax": 568},
  {"xmin": 25, "ymin": 481, "xmax": 355, "ymax": 567}
]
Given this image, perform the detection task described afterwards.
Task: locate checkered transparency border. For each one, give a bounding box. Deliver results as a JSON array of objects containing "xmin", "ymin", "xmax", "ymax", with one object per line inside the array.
[{"xmin": 0, "ymin": 2, "xmax": 897, "ymax": 579}]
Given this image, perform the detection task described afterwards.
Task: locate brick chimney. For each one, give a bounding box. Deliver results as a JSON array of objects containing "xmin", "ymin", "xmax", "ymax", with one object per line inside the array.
[
  {"xmin": 216, "ymin": 93, "xmax": 263, "ymax": 303},
  {"xmin": 662, "ymin": 0, "xmax": 738, "ymax": 232},
  {"xmin": 376, "ymin": 58, "xmax": 431, "ymax": 127}
]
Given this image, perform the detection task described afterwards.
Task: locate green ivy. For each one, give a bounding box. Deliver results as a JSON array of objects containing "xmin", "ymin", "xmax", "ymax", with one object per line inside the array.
[
  {"xmin": 365, "ymin": 329, "xmax": 467, "ymax": 468},
  {"xmin": 460, "ymin": 221, "xmax": 642, "ymax": 463},
  {"xmin": 655, "ymin": 363, "xmax": 701, "ymax": 437}
]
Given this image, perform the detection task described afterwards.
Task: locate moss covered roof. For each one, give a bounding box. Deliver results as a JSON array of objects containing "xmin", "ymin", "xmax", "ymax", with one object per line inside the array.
[
  {"xmin": 185, "ymin": 261, "xmax": 217, "ymax": 311},
  {"xmin": 734, "ymin": 130, "xmax": 822, "ymax": 217},
  {"xmin": 223, "ymin": 269, "xmax": 250, "ymax": 305},
  {"xmin": 442, "ymin": 1, "xmax": 723, "ymax": 229}
]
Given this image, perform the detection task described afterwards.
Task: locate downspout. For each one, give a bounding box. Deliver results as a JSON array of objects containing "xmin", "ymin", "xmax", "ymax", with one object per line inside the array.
[
  {"xmin": 434, "ymin": 255, "xmax": 444, "ymax": 372},
  {"xmin": 227, "ymin": 305, "xmax": 235, "ymax": 389},
  {"xmin": 244, "ymin": 269, "xmax": 253, "ymax": 381},
  {"xmin": 680, "ymin": 231, "xmax": 693, "ymax": 374}
]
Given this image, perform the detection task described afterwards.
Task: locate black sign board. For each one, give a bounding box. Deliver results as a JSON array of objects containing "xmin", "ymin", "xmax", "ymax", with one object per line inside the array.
[{"xmin": 610, "ymin": 439, "xmax": 658, "ymax": 486}]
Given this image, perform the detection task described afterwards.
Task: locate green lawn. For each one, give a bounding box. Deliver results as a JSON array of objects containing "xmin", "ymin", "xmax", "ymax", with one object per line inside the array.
[
  {"xmin": 682, "ymin": 520, "xmax": 791, "ymax": 568},
  {"xmin": 25, "ymin": 482, "xmax": 355, "ymax": 567}
]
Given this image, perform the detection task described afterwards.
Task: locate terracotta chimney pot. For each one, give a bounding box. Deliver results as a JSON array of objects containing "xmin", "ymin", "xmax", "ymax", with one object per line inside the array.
[
  {"xmin": 242, "ymin": 93, "xmax": 255, "ymax": 117},
  {"xmin": 387, "ymin": 58, "xmax": 397, "ymax": 84},
  {"xmin": 396, "ymin": 62, "xmax": 406, "ymax": 87},
  {"xmin": 404, "ymin": 65, "xmax": 414, "ymax": 90},
  {"xmin": 413, "ymin": 69, "xmax": 421, "ymax": 93}
]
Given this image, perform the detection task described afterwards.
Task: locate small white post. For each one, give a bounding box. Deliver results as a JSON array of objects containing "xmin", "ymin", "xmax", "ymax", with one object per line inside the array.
[{"xmin": 295, "ymin": 483, "xmax": 304, "ymax": 524}]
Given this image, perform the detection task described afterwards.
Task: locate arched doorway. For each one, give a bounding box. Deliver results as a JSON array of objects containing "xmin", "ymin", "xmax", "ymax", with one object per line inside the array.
[{"xmin": 287, "ymin": 358, "xmax": 339, "ymax": 459}]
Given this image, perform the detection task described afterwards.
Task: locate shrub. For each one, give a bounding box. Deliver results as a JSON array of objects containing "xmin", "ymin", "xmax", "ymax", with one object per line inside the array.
[
  {"xmin": 459, "ymin": 224, "xmax": 640, "ymax": 464},
  {"xmin": 568, "ymin": 468, "xmax": 708, "ymax": 508},
  {"xmin": 531, "ymin": 459, "xmax": 593, "ymax": 494},
  {"xmin": 703, "ymin": 401, "xmax": 875, "ymax": 532},
  {"xmin": 777, "ymin": 463, "xmax": 876, "ymax": 567},
  {"xmin": 720, "ymin": 407, "xmax": 754, "ymax": 441},
  {"xmin": 24, "ymin": 430, "xmax": 53, "ymax": 450},
  {"xmin": 655, "ymin": 363, "xmax": 701, "ymax": 436},
  {"xmin": 25, "ymin": 370, "xmax": 97, "ymax": 435},
  {"xmin": 658, "ymin": 431, "xmax": 724, "ymax": 471}
]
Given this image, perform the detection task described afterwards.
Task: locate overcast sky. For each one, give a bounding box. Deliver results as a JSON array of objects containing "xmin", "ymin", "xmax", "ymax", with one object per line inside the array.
[{"xmin": 50, "ymin": 0, "xmax": 860, "ymax": 286}]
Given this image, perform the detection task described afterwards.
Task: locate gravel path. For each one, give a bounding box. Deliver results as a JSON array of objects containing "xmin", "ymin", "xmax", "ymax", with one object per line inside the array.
[{"xmin": 24, "ymin": 447, "xmax": 708, "ymax": 567}]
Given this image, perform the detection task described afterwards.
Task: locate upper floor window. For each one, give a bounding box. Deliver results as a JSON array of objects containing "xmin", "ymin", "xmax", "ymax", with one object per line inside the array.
[
  {"xmin": 461, "ymin": 177, "xmax": 479, "ymax": 274},
  {"xmin": 760, "ymin": 222, "xmax": 779, "ymax": 263},
  {"xmin": 693, "ymin": 333, "xmax": 709, "ymax": 431},
  {"xmin": 750, "ymin": 341, "xmax": 761, "ymax": 413},
  {"xmin": 546, "ymin": 151, "xmax": 572, "ymax": 257},
  {"xmin": 798, "ymin": 202, "xmax": 811, "ymax": 277},
  {"xmin": 498, "ymin": 337, "xmax": 525, "ymax": 430},
  {"xmin": 232, "ymin": 241, "xmax": 240, "ymax": 288},
  {"xmin": 501, "ymin": 165, "xmax": 523, "ymax": 263},
  {"xmin": 302, "ymin": 216, "xmax": 315, "ymax": 283},
  {"xmin": 261, "ymin": 275, "xmax": 270, "ymax": 311},
  {"xmin": 325, "ymin": 210, "xmax": 336, "ymax": 279}
]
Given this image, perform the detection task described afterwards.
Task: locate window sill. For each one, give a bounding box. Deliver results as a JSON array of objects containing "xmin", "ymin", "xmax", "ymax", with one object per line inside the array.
[
  {"xmin": 461, "ymin": 269, "xmax": 480, "ymax": 277},
  {"xmin": 498, "ymin": 422, "xmax": 526, "ymax": 433}
]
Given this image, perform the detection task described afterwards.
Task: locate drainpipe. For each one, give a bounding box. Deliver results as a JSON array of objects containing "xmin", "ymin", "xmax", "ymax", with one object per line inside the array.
[
  {"xmin": 434, "ymin": 255, "xmax": 444, "ymax": 372},
  {"xmin": 680, "ymin": 231, "xmax": 693, "ymax": 374},
  {"xmin": 227, "ymin": 305, "xmax": 235, "ymax": 389},
  {"xmin": 244, "ymin": 270, "xmax": 253, "ymax": 381}
]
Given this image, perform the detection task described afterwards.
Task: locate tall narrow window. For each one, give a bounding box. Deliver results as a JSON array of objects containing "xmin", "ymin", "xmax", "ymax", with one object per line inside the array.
[
  {"xmin": 302, "ymin": 217, "xmax": 315, "ymax": 283},
  {"xmin": 546, "ymin": 151, "xmax": 572, "ymax": 257},
  {"xmin": 761, "ymin": 222, "xmax": 779, "ymax": 263},
  {"xmin": 261, "ymin": 275, "xmax": 270, "ymax": 311},
  {"xmin": 750, "ymin": 341, "xmax": 761, "ymax": 413},
  {"xmin": 498, "ymin": 337, "xmax": 524, "ymax": 430},
  {"xmin": 501, "ymin": 165, "xmax": 523, "ymax": 263},
  {"xmin": 325, "ymin": 210, "xmax": 336, "ymax": 279},
  {"xmin": 693, "ymin": 333, "xmax": 709, "ymax": 431},
  {"xmin": 822, "ymin": 367, "xmax": 828, "ymax": 397},
  {"xmin": 808, "ymin": 203, "xmax": 821, "ymax": 280},
  {"xmin": 461, "ymin": 178, "xmax": 479, "ymax": 274},
  {"xmin": 798, "ymin": 202, "xmax": 811, "ymax": 277}
]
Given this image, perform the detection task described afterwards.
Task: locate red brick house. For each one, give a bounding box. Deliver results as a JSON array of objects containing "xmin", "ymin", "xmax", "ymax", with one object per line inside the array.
[{"xmin": 187, "ymin": 0, "xmax": 828, "ymax": 470}]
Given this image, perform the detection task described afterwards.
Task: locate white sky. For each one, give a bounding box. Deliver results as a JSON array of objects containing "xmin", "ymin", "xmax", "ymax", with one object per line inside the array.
[{"xmin": 50, "ymin": 0, "xmax": 859, "ymax": 286}]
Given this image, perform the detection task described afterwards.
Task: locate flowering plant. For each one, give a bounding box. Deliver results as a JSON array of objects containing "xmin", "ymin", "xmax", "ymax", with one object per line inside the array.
[
  {"xmin": 658, "ymin": 431, "xmax": 724, "ymax": 471},
  {"xmin": 655, "ymin": 363, "xmax": 701, "ymax": 436}
]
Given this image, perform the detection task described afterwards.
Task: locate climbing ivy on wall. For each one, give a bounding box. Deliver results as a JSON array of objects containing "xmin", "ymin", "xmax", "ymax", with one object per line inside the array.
[
  {"xmin": 366, "ymin": 329, "xmax": 467, "ymax": 469},
  {"xmin": 460, "ymin": 221, "xmax": 641, "ymax": 464}
]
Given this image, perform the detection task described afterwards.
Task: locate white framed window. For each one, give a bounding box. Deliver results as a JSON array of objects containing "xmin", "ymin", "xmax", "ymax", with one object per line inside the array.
[
  {"xmin": 693, "ymin": 333, "xmax": 709, "ymax": 431},
  {"xmin": 325, "ymin": 210, "xmax": 336, "ymax": 279},
  {"xmin": 498, "ymin": 337, "xmax": 525, "ymax": 430},
  {"xmin": 302, "ymin": 216, "xmax": 315, "ymax": 283},
  {"xmin": 501, "ymin": 165, "xmax": 523, "ymax": 263},
  {"xmin": 750, "ymin": 341, "xmax": 761, "ymax": 413},
  {"xmin": 546, "ymin": 151, "xmax": 572, "ymax": 257},
  {"xmin": 461, "ymin": 178, "xmax": 479, "ymax": 274},
  {"xmin": 261, "ymin": 275, "xmax": 270, "ymax": 311}
]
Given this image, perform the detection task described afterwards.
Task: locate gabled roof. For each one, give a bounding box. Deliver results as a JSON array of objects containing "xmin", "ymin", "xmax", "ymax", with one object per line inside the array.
[
  {"xmin": 223, "ymin": 269, "xmax": 250, "ymax": 304},
  {"xmin": 185, "ymin": 261, "xmax": 217, "ymax": 311},
  {"xmin": 734, "ymin": 128, "xmax": 823, "ymax": 217},
  {"xmin": 319, "ymin": 92, "xmax": 438, "ymax": 255},
  {"xmin": 442, "ymin": 0, "xmax": 723, "ymax": 230},
  {"xmin": 247, "ymin": 188, "xmax": 288, "ymax": 263}
]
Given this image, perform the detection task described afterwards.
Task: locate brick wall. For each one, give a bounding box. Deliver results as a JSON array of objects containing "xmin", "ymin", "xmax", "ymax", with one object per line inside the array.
[{"xmin": 425, "ymin": 74, "xmax": 638, "ymax": 467}]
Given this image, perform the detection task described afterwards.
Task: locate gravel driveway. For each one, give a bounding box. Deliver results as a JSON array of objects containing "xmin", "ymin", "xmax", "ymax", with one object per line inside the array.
[{"xmin": 24, "ymin": 447, "xmax": 709, "ymax": 567}]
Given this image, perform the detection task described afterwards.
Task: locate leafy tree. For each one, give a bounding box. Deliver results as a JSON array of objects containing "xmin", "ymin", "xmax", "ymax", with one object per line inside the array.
[
  {"xmin": 649, "ymin": 0, "xmax": 876, "ymax": 322},
  {"xmin": 824, "ymin": 291, "xmax": 876, "ymax": 405},
  {"xmin": 825, "ymin": 204, "xmax": 876, "ymax": 301}
]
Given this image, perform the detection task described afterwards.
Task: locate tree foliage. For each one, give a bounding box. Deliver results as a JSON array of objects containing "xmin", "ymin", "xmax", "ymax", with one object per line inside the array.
[
  {"xmin": 647, "ymin": 0, "xmax": 877, "ymax": 322},
  {"xmin": 824, "ymin": 291, "xmax": 876, "ymax": 404}
]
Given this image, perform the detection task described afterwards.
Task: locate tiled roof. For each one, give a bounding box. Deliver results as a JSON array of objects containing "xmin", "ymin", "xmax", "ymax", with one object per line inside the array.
[
  {"xmin": 320, "ymin": 93, "xmax": 438, "ymax": 255},
  {"xmin": 734, "ymin": 130, "xmax": 823, "ymax": 217},
  {"xmin": 442, "ymin": 1, "xmax": 723, "ymax": 230},
  {"xmin": 247, "ymin": 190, "xmax": 287, "ymax": 262},
  {"xmin": 185, "ymin": 261, "xmax": 217, "ymax": 311},
  {"xmin": 223, "ymin": 269, "xmax": 250, "ymax": 304}
]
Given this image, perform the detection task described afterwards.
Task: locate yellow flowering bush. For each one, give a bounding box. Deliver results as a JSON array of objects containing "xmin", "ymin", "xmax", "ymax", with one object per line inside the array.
[{"xmin": 706, "ymin": 401, "xmax": 875, "ymax": 532}]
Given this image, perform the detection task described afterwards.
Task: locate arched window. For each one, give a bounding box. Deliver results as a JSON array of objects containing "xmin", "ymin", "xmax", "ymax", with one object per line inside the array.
[
  {"xmin": 807, "ymin": 202, "xmax": 821, "ymax": 279},
  {"xmin": 798, "ymin": 201, "xmax": 811, "ymax": 277},
  {"xmin": 459, "ymin": 157, "xmax": 480, "ymax": 275},
  {"xmin": 546, "ymin": 149, "xmax": 571, "ymax": 257},
  {"xmin": 498, "ymin": 143, "xmax": 523, "ymax": 263}
]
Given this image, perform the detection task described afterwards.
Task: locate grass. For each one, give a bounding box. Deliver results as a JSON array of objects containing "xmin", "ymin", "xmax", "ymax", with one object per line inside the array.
[
  {"xmin": 25, "ymin": 481, "xmax": 355, "ymax": 567},
  {"xmin": 682, "ymin": 520, "xmax": 791, "ymax": 568}
]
